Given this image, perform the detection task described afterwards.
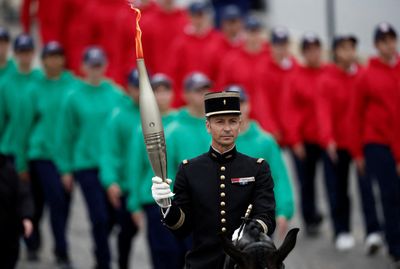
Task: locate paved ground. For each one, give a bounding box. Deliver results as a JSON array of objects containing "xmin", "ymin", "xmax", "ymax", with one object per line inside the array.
[{"xmin": 17, "ymin": 153, "xmax": 395, "ymax": 269}]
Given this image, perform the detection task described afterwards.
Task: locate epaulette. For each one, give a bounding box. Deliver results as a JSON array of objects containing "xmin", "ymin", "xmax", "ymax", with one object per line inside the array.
[
  {"xmin": 182, "ymin": 159, "xmax": 189, "ymax": 165},
  {"xmin": 257, "ymin": 158, "xmax": 264, "ymax": 164}
]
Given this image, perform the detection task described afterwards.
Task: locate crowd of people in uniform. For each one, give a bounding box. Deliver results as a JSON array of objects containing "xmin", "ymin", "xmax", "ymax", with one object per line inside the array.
[{"xmin": 0, "ymin": 0, "xmax": 400, "ymax": 269}]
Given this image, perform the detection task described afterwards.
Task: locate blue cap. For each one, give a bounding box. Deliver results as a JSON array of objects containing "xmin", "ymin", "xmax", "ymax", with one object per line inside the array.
[
  {"xmin": 151, "ymin": 73, "xmax": 172, "ymax": 89},
  {"xmin": 225, "ymin": 85, "xmax": 248, "ymax": 102},
  {"xmin": 332, "ymin": 34, "xmax": 357, "ymax": 50},
  {"xmin": 83, "ymin": 46, "xmax": 106, "ymax": 66},
  {"xmin": 0, "ymin": 27, "xmax": 10, "ymax": 41},
  {"xmin": 189, "ymin": 1, "xmax": 210, "ymax": 14},
  {"xmin": 271, "ymin": 26, "xmax": 289, "ymax": 44},
  {"xmin": 41, "ymin": 41, "xmax": 64, "ymax": 58},
  {"xmin": 374, "ymin": 22, "xmax": 397, "ymax": 42},
  {"xmin": 301, "ymin": 32, "xmax": 321, "ymax": 50},
  {"xmin": 127, "ymin": 69, "xmax": 139, "ymax": 87},
  {"xmin": 245, "ymin": 16, "xmax": 262, "ymax": 31},
  {"xmin": 221, "ymin": 5, "xmax": 241, "ymax": 21},
  {"xmin": 184, "ymin": 72, "xmax": 211, "ymax": 91},
  {"xmin": 13, "ymin": 33, "xmax": 34, "ymax": 51}
]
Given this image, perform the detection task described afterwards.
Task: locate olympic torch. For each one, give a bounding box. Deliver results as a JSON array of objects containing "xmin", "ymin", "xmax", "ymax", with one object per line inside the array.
[{"xmin": 131, "ymin": 4, "xmax": 171, "ymax": 207}]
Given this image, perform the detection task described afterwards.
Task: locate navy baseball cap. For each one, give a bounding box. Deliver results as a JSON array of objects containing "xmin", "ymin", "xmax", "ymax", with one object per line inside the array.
[
  {"xmin": 221, "ymin": 5, "xmax": 241, "ymax": 21},
  {"xmin": 13, "ymin": 34, "xmax": 34, "ymax": 52},
  {"xmin": 188, "ymin": 1, "xmax": 210, "ymax": 15},
  {"xmin": 245, "ymin": 15, "xmax": 262, "ymax": 31},
  {"xmin": 225, "ymin": 85, "xmax": 248, "ymax": 102},
  {"xmin": 301, "ymin": 32, "xmax": 321, "ymax": 50},
  {"xmin": 151, "ymin": 73, "xmax": 172, "ymax": 89},
  {"xmin": 83, "ymin": 46, "xmax": 106, "ymax": 66},
  {"xmin": 0, "ymin": 27, "xmax": 10, "ymax": 42},
  {"xmin": 374, "ymin": 22, "xmax": 397, "ymax": 42},
  {"xmin": 41, "ymin": 41, "xmax": 64, "ymax": 58},
  {"xmin": 332, "ymin": 35, "xmax": 357, "ymax": 50},
  {"xmin": 271, "ymin": 26, "xmax": 290, "ymax": 44},
  {"xmin": 184, "ymin": 72, "xmax": 212, "ymax": 91},
  {"xmin": 127, "ymin": 69, "xmax": 139, "ymax": 87}
]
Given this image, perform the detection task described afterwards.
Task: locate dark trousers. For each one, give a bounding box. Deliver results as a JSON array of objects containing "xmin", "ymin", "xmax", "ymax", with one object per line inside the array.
[
  {"xmin": 144, "ymin": 204, "xmax": 190, "ymax": 269},
  {"xmin": 117, "ymin": 196, "xmax": 138, "ymax": 269},
  {"xmin": 24, "ymin": 161, "xmax": 45, "ymax": 252},
  {"xmin": 364, "ymin": 144, "xmax": 400, "ymax": 258},
  {"xmin": 322, "ymin": 150, "xmax": 351, "ymax": 237},
  {"xmin": 292, "ymin": 143, "xmax": 323, "ymax": 225},
  {"xmin": 30, "ymin": 160, "xmax": 71, "ymax": 258},
  {"xmin": 74, "ymin": 169, "xmax": 111, "ymax": 269},
  {"xmin": 0, "ymin": 241, "xmax": 19, "ymax": 269},
  {"xmin": 357, "ymin": 172, "xmax": 381, "ymax": 236}
]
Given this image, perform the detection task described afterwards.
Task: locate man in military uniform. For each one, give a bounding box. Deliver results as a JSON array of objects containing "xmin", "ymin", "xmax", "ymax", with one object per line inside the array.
[{"xmin": 151, "ymin": 91, "xmax": 276, "ymax": 268}]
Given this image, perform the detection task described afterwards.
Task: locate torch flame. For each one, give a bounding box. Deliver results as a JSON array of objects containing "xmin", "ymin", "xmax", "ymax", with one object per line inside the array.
[{"xmin": 129, "ymin": 1, "xmax": 144, "ymax": 59}]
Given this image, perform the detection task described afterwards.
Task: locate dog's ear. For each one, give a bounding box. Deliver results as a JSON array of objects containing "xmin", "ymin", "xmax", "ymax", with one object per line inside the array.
[
  {"xmin": 276, "ymin": 228, "xmax": 299, "ymax": 263},
  {"xmin": 219, "ymin": 234, "xmax": 251, "ymax": 268}
]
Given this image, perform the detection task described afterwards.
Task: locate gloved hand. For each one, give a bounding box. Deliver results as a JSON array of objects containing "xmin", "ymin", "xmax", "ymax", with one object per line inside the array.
[
  {"xmin": 232, "ymin": 225, "xmax": 245, "ymax": 241},
  {"xmin": 151, "ymin": 176, "xmax": 174, "ymax": 208}
]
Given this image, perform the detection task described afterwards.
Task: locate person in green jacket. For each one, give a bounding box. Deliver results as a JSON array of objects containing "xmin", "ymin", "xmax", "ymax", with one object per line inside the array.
[
  {"xmin": 55, "ymin": 46, "xmax": 124, "ymax": 269},
  {"xmin": 166, "ymin": 72, "xmax": 212, "ymax": 179},
  {"xmin": 228, "ymin": 85, "xmax": 295, "ymax": 240},
  {"xmin": 127, "ymin": 73, "xmax": 182, "ymax": 269},
  {"xmin": 0, "ymin": 27, "xmax": 16, "ymax": 82},
  {"xmin": 0, "ymin": 33, "xmax": 42, "ymax": 259},
  {"xmin": 99, "ymin": 69, "xmax": 141, "ymax": 269},
  {"xmin": 17, "ymin": 42, "xmax": 78, "ymax": 268}
]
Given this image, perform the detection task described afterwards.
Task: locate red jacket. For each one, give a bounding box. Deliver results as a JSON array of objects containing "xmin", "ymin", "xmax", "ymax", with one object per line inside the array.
[
  {"xmin": 217, "ymin": 44, "xmax": 270, "ymax": 119},
  {"xmin": 282, "ymin": 65, "xmax": 326, "ymax": 147},
  {"xmin": 21, "ymin": 0, "xmax": 64, "ymax": 43},
  {"xmin": 206, "ymin": 35, "xmax": 243, "ymax": 83},
  {"xmin": 253, "ymin": 56, "xmax": 298, "ymax": 144},
  {"xmin": 142, "ymin": 7, "xmax": 188, "ymax": 76},
  {"xmin": 317, "ymin": 64, "xmax": 362, "ymax": 150},
  {"xmin": 349, "ymin": 57, "xmax": 400, "ymax": 159},
  {"xmin": 168, "ymin": 28, "xmax": 224, "ymax": 107}
]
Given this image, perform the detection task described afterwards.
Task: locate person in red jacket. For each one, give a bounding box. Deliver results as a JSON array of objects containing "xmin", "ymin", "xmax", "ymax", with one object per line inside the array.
[
  {"xmin": 282, "ymin": 33, "xmax": 326, "ymax": 236},
  {"xmin": 253, "ymin": 26, "xmax": 298, "ymax": 144},
  {"xmin": 168, "ymin": 1, "xmax": 223, "ymax": 107},
  {"xmin": 217, "ymin": 15, "xmax": 270, "ymax": 119},
  {"xmin": 349, "ymin": 23, "xmax": 400, "ymax": 267},
  {"xmin": 142, "ymin": 0, "xmax": 188, "ymax": 76},
  {"xmin": 317, "ymin": 35, "xmax": 383, "ymax": 252},
  {"xmin": 20, "ymin": 0, "xmax": 64, "ymax": 43},
  {"xmin": 206, "ymin": 5, "xmax": 244, "ymax": 83}
]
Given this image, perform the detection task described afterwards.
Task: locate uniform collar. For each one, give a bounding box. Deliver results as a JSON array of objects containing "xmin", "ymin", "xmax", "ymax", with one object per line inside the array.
[{"xmin": 208, "ymin": 145, "xmax": 237, "ymax": 163}]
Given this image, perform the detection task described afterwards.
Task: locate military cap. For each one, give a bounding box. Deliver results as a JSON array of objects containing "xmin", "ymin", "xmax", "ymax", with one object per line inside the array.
[{"xmin": 204, "ymin": 91, "xmax": 241, "ymax": 117}]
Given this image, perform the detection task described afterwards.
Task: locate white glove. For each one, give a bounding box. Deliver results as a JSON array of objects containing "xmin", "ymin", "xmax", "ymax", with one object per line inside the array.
[
  {"xmin": 151, "ymin": 176, "xmax": 174, "ymax": 208},
  {"xmin": 232, "ymin": 225, "xmax": 245, "ymax": 241}
]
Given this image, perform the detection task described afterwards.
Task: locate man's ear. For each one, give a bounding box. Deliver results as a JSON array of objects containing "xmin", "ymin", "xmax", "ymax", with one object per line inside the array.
[{"xmin": 206, "ymin": 119, "xmax": 211, "ymax": 133}]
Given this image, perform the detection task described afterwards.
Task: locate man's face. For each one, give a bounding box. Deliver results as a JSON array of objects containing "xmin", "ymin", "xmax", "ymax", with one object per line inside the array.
[
  {"xmin": 271, "ymin": 42, "xmax": 289, "ymax": 60},
  {"xmin": 302, "ymin": 44, "xmax": 322, "ymax": 67},
  {"xmin": 184, "ymin": 87, "xmax": 210, "ymax": 109},
  {"xmin": 240, "ymin": 101, "xmax": 250, "ymax": 121},
  {"xmin": 127, "ymin": 85, "xmax": 140, "ymax": 103},
  {"xmin": 335, "ymin": 41, "xmax": 356, "ymax": 65},
  {"xmin": 82, "ymin": 63, "xmax": 106, "ymax": 80},
  {"xmin": 154, "ymin": 85, "xmax": 173, "ymax": 111},
  {"xmin": 0, "ymin": 41, "xmax": 9, "ymax": 60},
  {"xmin": 43, "ymin": 54, "xmax": 65, "ymax": 75},
  {"xmin": 206, "ymin": 114, "xmax": 241, "ymax": 148},
  {"xmin": 245, "ymin": 29, "xmax": 263, "ymax": 47},
  {"xmin": 222, "ymin": 19, "xmax": 243, "ymax": 37},
  {"xmin": 190, "ymin": 12, "xmax": 209, "ymax": 30},
  {"xmin": 15, "ymin": 50, "xmax": 34, "ymax": 68},
  {"xmin": 375, "ymin": 35, "xmax": 397, "ymax": 59}
]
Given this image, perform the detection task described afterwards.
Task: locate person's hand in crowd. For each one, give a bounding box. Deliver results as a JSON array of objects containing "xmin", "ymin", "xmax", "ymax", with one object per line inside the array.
[
  {"xmin": 355, "ymin": 158, "xmax": 365, "ymax": 176},
  {"xmin": 107, "ymin": 183, "xmax": 121, "ymax": 209},
  {"xmin": 327, "ymin": 142, "xmax": 338, "ymax": 163},
  {"xmin": 131, "ymin": 211, "xmax": 144, "ymax": 229},
  {"xmin": 151, "ymin": 177, "xmax": 174, "ymax": 208},
  {"xmin": 62, "ymin": 173, "xmax": 74, "ymax": 192},
  {"xmin": 19, "ymin": 171, "xmax": 30, "ymax": 181},
  {"xmin": 23, "ymin": 218, "xmax": 33, "ymax": 238},
  {"xmin": 293, "ymin": 142, "xmax": 306, "ymax": 160},
  {"xmin": 276, "ymin": 216, "xmax": 289, "ymax": 240}
]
